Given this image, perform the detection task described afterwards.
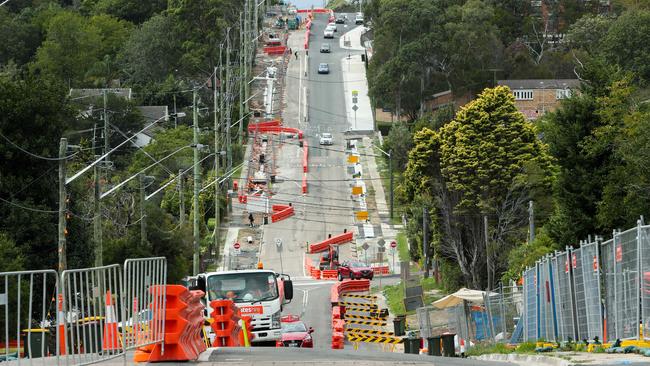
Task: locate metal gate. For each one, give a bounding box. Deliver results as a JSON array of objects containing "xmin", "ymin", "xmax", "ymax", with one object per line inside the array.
[
  {"xmin": 615, "ymin": 227, "xmax": 640, "ymax": 340},
  {"xmin": 553, "ymin": 251, "xmax": 575, "ymax": 341},
  {"xmin": 601, "ymin": 237, "xmax": 616, "ymax": 342}
]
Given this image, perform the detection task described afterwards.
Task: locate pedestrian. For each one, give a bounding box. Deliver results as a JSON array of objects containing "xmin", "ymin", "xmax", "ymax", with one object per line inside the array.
[
  {"xmin": 289, "ymin": 47, "xmax": 292, "ymax": 56},
  {"xmin": 294, "ymin": 51, "xmax": 298, "ymax": 60},
  {"xmin": 248, "ymin": 213, "xmax": 254, "ymax": 227}
]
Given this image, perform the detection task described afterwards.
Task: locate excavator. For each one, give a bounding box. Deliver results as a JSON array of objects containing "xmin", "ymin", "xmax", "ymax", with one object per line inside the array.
[{"xmin": 318, "ymin": 244, "xmax": 340, "ymax": 270}]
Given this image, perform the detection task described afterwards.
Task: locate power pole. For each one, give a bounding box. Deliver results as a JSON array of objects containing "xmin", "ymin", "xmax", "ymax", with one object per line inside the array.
[
  {"xmin": 192, "ymin": 88, "xmax": 201, "ymax": 275},
  {"xmin": 178, "ymin": 169, "xmax": 185, "ymax": 226},
  {"xmin": 423, "ymin": 206, "xmax": 429, "ymax": 278},
  {"xmin": 93, "ymin": 158, "xmax": 102, "ymax": 266},
  {"xmin": 58, "ymin": 138, "xmax": 68, "ymax": 273},
  {"xmin": 214, "ymin": 65, "xmax": 221, "ymax": 263},
  {"xmin": 103, "ymin": 90, "xmax": 109, "ymax": 161},
  {"xmin": 139, "ymin": 173, "xmax": 147, "ymax": 248},
  {"xmin": 389, "ymin": 150, "xmax": 394, "ymax": 220},
  {"xmin": 484, "ymin": 215, "xmax": 491, "ymax": 290},
  {"xmin": 225, "ymin": 29, "xmax": 233, "ymax": 171},
  {"xmin": 529, "ymin": 200, "xmax": 535, "ymax": 243},
  {"xmin": 239, "ymin": 13, "xmax": 245, "ymax": 146}
]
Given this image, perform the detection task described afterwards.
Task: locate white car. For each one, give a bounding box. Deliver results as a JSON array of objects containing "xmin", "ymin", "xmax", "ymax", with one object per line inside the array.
[
  {"xmin": 324, "ymin": 29, "xmax": 334, "ymax": 39},
  {"xmin": 320, "ymin": 133, "xmax": 333, "ymax": 145},
  {"xmin": 355, "ymin": 13, "xmax": 364, "ymax": 24},
  {"xmin": 327, "ymin": 22, "xmax": 337, "ymax": 32}
]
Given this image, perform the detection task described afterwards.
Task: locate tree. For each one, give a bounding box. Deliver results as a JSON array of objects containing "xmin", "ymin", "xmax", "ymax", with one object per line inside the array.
[
  {"xmin": 602, "ymin": 10, "xmax": 650, "ymax": 83},
  {"xmin": 383, "ymin": 122, "xmax": 413, "ymax": 170},
  {"xmin": 89, "ymin": 0, "xmax": 166, "ymax": 24},
  {"xmin": 566, "ymin": 14, "xmax": 612, "ymax": 56},
  {"xmin": 0, "ymin": 8, "xmax": 42, "ymax": 67}
]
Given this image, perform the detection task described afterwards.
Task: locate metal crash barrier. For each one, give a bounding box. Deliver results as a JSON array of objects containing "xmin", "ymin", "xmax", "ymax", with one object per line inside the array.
[{"xmin": 0, "ymin": 257, "xmax": 167, "ymax": 364}]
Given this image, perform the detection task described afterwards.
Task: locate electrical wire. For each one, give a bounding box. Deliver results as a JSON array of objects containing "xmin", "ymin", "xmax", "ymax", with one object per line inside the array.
[
  {"xmin": 0, "ymin": 132, "xmax": 79, "ymax": 161},
  {"xmin": 0, "ymin": 197, "xmax": 58, "ymax": 214}
]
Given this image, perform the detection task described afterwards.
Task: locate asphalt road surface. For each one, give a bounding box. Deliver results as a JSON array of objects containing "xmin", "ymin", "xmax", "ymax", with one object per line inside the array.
[{"xmin": 256, "ymin": 14, "xmax": 369, "ymax": 350}]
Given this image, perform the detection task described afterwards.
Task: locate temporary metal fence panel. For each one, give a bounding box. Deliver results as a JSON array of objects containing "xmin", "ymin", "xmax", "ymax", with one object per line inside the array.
[
  {"xmin": 538, "ymin": 259, "xmax": 555, "ymax": 341},
  {"xmin": 416, "ymin": 306, "xmax": 434, "ymax": 339},
  {"xmin": 580, "ymin": 241, "xmax": 603, "ymax": 341},
  {"xmin": 554, "ymin": 251, "xmax": 575, "ymax": 341},
  {"xmin": 523, "ymin": 267, "xmax": 536, "ymax": 341},
  {"xmin": 614, "ymin": 227, "xmax": 640, "ymax": 340},
  {"xmin": 123, "ymin": 257, "xmax": 167, "ymax": 352},
  {"xmin": 641, "ymin": 225, "xmax": 650, "ymax": 341},
  {"xmin": 504, "ymin": 285, "xmax": 523, "ymax": 341},
  {"xmin": 601, "ymin": 238, "xmax": 616, "ymax": 342},
  {"xmin": 61, "ymin": 264, "xmax": 125, "ymax": 365},
  {"xmin": 572, "ymin": 246, "xmax": 588, "ymax": 341},
  {"xmin": 0, "ymin": 270, "xmax": 59, "ymax": 364}
]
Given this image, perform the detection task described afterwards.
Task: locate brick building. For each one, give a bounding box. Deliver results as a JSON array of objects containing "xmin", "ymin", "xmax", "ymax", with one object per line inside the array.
[{"xmin": 497, "ymin": 79, "xmax": 580, "ymax": 120}]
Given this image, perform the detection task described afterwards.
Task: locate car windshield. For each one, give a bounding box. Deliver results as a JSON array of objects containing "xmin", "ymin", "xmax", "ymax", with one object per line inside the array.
[
  {"xmin": 322, "ymin": 133, "xmax": 332, "ymax": 138},
  {"xmin": 350, "ymin": 262, "xmax": 366, "ymax": 268},
  {"xmin": 320, "ymin": 64, "xmax": 327, "ymax": 68},
  {"xmin": 281, "ymin": 321, "xmax": 307, "ymax": 333},
  {"xmin": 206, "ymin": 272, "xmax": 278, "ymax": 303}
]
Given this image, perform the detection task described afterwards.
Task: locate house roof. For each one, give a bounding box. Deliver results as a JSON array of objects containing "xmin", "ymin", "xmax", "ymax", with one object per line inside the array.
[
  {"xmin": 136, "ymin": 106, "xmax": 168, "ymax": 138},
  {"xmin": 497, "ymin": 79, "xmax": 580, "ymax": 90},
  {"xmin": 69, "ymin": 88, "xmax": 132, "ymax": 100}
]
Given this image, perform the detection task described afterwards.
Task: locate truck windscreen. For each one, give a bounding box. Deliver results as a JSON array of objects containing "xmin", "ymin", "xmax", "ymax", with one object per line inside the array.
[{"xmin": 206, "ymin": 272, "xmax": 279, "ymax": 303}]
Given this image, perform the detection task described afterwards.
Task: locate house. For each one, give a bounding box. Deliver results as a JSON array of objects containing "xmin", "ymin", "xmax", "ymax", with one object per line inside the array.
[
  {"xmin": 497, "ymin": 79, "xmax": 580, "ymax": 120},
  {"xmin": 374, "ymin": 90, "xmax": 473, "ymax": 124},
  {"xmin": 134, "ymin": 106, "xmax": 169, "ymax": 147}
]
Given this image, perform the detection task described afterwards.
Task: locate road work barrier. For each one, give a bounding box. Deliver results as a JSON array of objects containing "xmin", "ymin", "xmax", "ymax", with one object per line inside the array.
[
  {"xmin": 372, "ymin": 266, "xmax": 390, "ymax": 275},
  {"xmin": 321, "ymin": 270, "xmax": 338, "ymax": 280},
  {"xmin": 346, "ymin": 328, "xmax": 394, "ymax": 336},
  {"xmin": 304, "ymin": 30, "xmax": 309, "ymax": 50},
  {"xmin": 345, "ymin": 319, "xmax": 387, "ymax": 327},
  {"xmin": 271, "ymin": 204, "xmax": 294, "ymax": 223},
  {"xmin": 310, "ymin": 268, "xmax": 321, "ymax": 279},
  {"xmin": 342, "ymin": 294, "xmax": 378, "ymax": 300},
  {"xmin": 263, "ymin": 46, "xmax": 286, "ymax": 55},
  {"xmin": 338, "ymin": 301, "xmax": 378, "ymax": 309},
  {"xmin": 309, "ymin": 231, "xmax": 354, "ymax": 253},
  {"xmin": 346, "ymin": 314, "xmax": 388, "ymax": 321},
  {"xmin": 302, "ymin": 173, "xmax": 307, "ymax": 194},
  {"xmin": 247, "ymin": 120, "xmax": 281, "ymax": 132},
  {"xmin": 246, "ymin": 125, "xmax": 304, "ymax": 139},
  {"xmin": 134, "ymin": 285, "xmax": 205, "ymax": 362},
  {"xmin": 209, "ymin": 299, "xmax": 245, "ymax": 347},
  {"xmin": 303, "ymin": 141, "xmax": 309, "ymax": 173},
  {"xmin": 330, "ymin": 279, "xmax": 370, "ymax": 305},
  {"xmin": 297, "ymin": 8, "xmax": 329, "ymax": 13},
  {"xmin": 347, "ymin": 334, "xmax": 403, "ymax": 344}
]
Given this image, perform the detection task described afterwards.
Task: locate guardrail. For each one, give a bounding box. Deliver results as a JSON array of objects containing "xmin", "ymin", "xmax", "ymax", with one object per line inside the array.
[
  {"xmin": 309, "ymin": 231, "xmax": 353, "ymax": 253},
  {"xmin": 303, "ymin": 141, "xmax": 309, "ymax": 173},
  {"xmin": 271, "ymin": 204, "xmax": 294, "ymax": 223},
  {"xmin": 371, "ymin": 266, "xmax": 389, "ymax": 275}
]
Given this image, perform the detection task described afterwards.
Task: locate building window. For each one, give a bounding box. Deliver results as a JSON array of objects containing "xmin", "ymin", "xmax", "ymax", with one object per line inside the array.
[
  {"xmin": 513, "ymin": 90, "xmax": 533, "ymax": 100},
  {"xmin": 556, "ymin": 89, "xmax": 572, "ymax": 100}
]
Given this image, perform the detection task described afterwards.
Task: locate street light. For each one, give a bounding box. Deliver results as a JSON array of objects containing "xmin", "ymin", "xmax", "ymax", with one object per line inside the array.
[{"xmin": 370, "ymin": 142, "xmax": 393, "ymax": 220}]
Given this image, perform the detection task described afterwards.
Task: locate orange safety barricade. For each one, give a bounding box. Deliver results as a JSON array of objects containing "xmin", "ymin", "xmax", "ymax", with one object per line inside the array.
[
  {"xmin": 210, "ymin": 299, "xmax": 241, "ymax": 347},
  {"xmin": 302, "ymin": 173, "xmax": 308, "ymax": 194},
  {"xmin": 321, "ymin": 270, "xmax": 338, "ymax": 280},
  {"xmin": 134, "ymin": 286, "xmax": 206, "ymax": 362},
  {"xmin": 271, "ymin": 204, "xmax": 294, "ymax": 223},
  {"xmin": 310, "ymin": 268, "xmax": 321, "ymax": 279},
  {"xmin": 309, "ymin": 231, "xmax": 353, "ymax": 253}
]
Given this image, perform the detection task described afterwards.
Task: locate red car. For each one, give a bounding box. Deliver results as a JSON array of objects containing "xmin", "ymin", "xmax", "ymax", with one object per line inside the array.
[
  {"xmin": 276, "ymin": 315, "xmax": 314, "ymax": 348},
  {"xmin": 338, "ymin": 261, "xmax": 374, "ymax": 281}
]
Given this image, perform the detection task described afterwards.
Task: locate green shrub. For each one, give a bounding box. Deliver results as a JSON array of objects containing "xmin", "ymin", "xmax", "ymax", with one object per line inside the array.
[{"xmin": 515, "ymin": 341, "xmax": 537, "ymax": 354}]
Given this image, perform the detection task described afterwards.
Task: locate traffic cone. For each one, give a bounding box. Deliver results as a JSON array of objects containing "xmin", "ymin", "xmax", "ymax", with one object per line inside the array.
[
  {"xmin": 57, "ymin": 294, "xmax": 66, "ymax": 355},
  {"xmin": 102, "ymin": 290, "xmax": 121, "ymax": 352}
]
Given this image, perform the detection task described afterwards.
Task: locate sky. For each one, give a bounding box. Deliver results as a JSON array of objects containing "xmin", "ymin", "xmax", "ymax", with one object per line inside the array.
[{"xmin": 287, "ymin": 0, "xmax": 330, "ymax": 9}]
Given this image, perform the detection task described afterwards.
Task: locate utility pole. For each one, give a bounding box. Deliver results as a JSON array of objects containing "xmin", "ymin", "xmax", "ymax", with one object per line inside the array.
[
  {"xmin": 529, "ymin": 200, "xmax": 535, "ymax": 243},
  {"xmin": 389, "ymin": 150, "xmax": 394, "ymax": 221},
  {"xmin": 173, "ymin": 94, "xmax": 178, "ymax": 128},
  {"xmin": 103, "ymin": 90, "xmax": 109, "ymax": 161},
  {"xmin": 93, "ymin": 158, "xmax": 102, "ymax": 266},
  {"xmin": 214, "ymin": 65, "xmax": 221, "ymax": 263},
  {"xmin": 58, "ymin": 138, "xmax": 68, "ymax": 273},
  {"xmin": 192, "ymin": 88, "xmax": 201, "ymax": 275},
  {"xmin": 239, "ymin": 13, "xmax": 245, "ymax": 146},
  {"xmin": 139, "ymin": 173, "xmax": 147, "ymax": 248},
  {"xmin": 225, "ymin": 29, "xmax": 233, "ymax": 171},
  {"xmin": 423, "ymin": 206, "xmax": 429, "ymax": 278},
  {"xmin": 178, "ymin": 169, "xmax": 185, "ymax": 226},
  {"xmin": 484, "ymin": 215, "xmax": 491, "ymax": 290}
]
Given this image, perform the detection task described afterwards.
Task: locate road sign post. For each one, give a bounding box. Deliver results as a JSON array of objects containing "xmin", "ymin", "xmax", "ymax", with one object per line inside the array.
[
  {"xmin": 275, "ymin": 237, "xmax": 284, "ymax": 273},
  {"xmin": 390, "ymin": 241, "xmax": 397, "ymax": 273},
  {"xmin": 233, "ymin": 242, "xmax": 241, "ymax": 256},
  {"xmin": 362, "ymin": 242, "xmax": 369, "ymax": 265}
]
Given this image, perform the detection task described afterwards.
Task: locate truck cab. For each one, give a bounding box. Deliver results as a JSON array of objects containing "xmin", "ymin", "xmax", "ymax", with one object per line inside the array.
[{"xmin": 194, "ymin": 269, "xmax": 293, "ymax": 345}]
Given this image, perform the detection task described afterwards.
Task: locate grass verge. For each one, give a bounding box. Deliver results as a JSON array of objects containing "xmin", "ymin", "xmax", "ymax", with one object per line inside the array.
[{"xmin": 381, "ymin": 277, "xmax": 443, "ymax": 315}]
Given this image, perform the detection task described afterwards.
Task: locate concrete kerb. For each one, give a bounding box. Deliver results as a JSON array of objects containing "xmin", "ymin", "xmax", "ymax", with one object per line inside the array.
[{"xmin": 472, "ymin": 354, "xmax": 571, "ymax": 366}]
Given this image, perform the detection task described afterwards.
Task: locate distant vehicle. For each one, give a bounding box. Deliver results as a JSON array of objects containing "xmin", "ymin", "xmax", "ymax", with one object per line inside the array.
[
  {"xmin": 320, "ymin": 43, "xmax": 331, "ymax": 53},
  {"xmin": 276, "ymin": 315, "xmax": 314, "ymax": 348},
  {"xmin": 335, "ymin": 15, "xmax": 346, "ymax": 24},
  {"xmin": 318, "ymin": 63, "xmax": 330, "ymax": 74},
  {"xmin": 319, "ymin": 132, "xmax": 333, "ymax": 145},
  {"xmin": 355, "ymin": 13, "xmax": 364, "ymax": 24},
  {"xmin": 338, "ymin": 261, "xmax": 374, "ymax": 281},
  {"xmin": 323, "ymin": 29, "xmax": 334, "ymax": 39},
  {"xmin": 327, "ymin": 22, "xmax": 337, "ymax": 32}
]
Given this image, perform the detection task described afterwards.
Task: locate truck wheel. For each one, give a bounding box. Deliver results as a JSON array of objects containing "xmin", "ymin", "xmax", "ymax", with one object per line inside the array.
[
  {"xmin": 350, "ymin": 272, "xmax": 354, "ymax": 280},
  {"xmin": 337, "ymin": 273, "xmax": 343, "ymax": 281}
]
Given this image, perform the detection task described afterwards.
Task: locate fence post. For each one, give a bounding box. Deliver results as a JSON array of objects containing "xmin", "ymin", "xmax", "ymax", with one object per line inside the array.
[
  {"xmin": 637, "ymin": 219, "xmax": 642, "ymax": 341},
  {"xmin": 612, "ymin": 229, "xmax": 618, "ymax": 340},
  {"xmin": 536, "ymin": 261, "xmax": 541, "ymax": 341}
]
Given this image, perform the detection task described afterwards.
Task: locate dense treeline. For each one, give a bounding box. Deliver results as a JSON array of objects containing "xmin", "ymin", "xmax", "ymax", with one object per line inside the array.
[
  {"xmin": 0, "ymin": 0, "xmax": 247, "ymax": 280},
  {"xmin": 368, "ymin": 0, "xmax": 650, "ymax": 289}
]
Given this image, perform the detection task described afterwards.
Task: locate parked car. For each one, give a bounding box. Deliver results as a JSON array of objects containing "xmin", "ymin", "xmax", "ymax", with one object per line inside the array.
[
  {"xmin": 335, "ymin": 15, "xmax": 346, "ymax": 24},
  {"xmin": 319, "ymin": 132, "xmax": 333, "ymax": 145},
  {"xmin": 338, "ymin": 261, "xmax": 374, "ymax": 280},
  {"xmin": 318, "ymin": 63, "xmax": 330, "ymax": 74},
  {"xmin": 276, "ymin": 315, "xmax": 314, "ymax": 348},
  {"xmin": 355, "ymin": 12, "xmax": 364, "ymax": 24},
  {"xmin": 320, "ymin": 43, "xmax": 331, "ymax": 53},
  {"xmin": 327, "ymin": 22, "xmax": 337, "ymax": 32},
  {"xmin": 323, "ymin": 29, "xmax": 334, "ymax": 39}
]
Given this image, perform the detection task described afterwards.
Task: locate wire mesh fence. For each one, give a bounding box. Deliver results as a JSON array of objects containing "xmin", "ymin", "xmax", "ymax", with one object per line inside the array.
[{"xmin": 580, "ymin": 241, "xmax": 603, "ymax": 341}]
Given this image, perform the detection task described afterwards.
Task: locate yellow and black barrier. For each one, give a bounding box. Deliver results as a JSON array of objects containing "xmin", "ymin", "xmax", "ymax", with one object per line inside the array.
[
  {"xmin": 341, "ymin": 294, "xmax": 377, "ymax": 300},
  {"xmin": 346, "ymin": 334, "xmax": 403, "ymax": 344},
  {"xmin": 345, "ymin": 313, "xmax": 387, "ymax": 320},
  {"xmin": 339, "ymin": 301, "xmax": 378, "ymax": 309},
  {"xmin": 345, "ymin": 319, "xmax": 387, "ymax": 327},
  {"xmin": 345, "ymin": 328, "xmax": 394, "ymax": 336}
]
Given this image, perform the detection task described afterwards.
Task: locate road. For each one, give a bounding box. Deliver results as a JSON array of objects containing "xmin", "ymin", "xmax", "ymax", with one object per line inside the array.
[{"xmin": 254, "ymin": 14, "xmax": 368, "ymax": 349}]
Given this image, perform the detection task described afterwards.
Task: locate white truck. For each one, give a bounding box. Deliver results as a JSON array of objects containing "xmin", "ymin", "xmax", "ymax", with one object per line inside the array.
[{"xmin": 193, "ymin": 269, "xmax": 293, "ymax": 345}]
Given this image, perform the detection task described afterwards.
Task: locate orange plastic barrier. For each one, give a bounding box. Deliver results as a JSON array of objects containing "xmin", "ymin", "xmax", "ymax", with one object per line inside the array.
[
  {"xmin": 304, "ymin": 30, "xmax": 309, "ymax": 50},
  {"xmin": 247, "ymin": 125, "xmax": 303, "ymax": 139},
  {"xmin": 332, "ymin": 318, "xmax": 345, "ymax": 332},
  {"xmin": 310, "ymin": 268, "xmax": 321, "ymax": 279},
  {"xmin": 134, "ymin": 286, "xmax": 206, "ymax": 362},
  {"xmin": 238, "ymin": 315, "xmax": 253, "ymax": 346},
  {"xmin": 321, "ymin": 270, "xmax": 338, "ymax": 280},
  {"xmin": 248, "ymin": 120, "xmax": 281, "ymax": 132},
  {"xmin": 372, "ymin": 266, "xmax": 390, "ymax": 275},
  {"xmin": 332, "ymin": 306, "xmax": 342, "ymax": 320},
  {"xmin": 330, "ymin": 279, "xmax": 370, "ymax": 305},
  {"xmin": 264, "ymin": 46, "xmax": 286, "ymax": 55},
  {"xmin": 302, "ymin": 173, "xmax": 307, "ymax": 194},
  {"xmin": 210, "ymin": 299, "xmax": 244, "ymax": 347},
  {"xmin": 303, "ymin": 140, "xmax": 308, "ymax": 173},
  {"xmin": 238, "ymin": 195, "xmax": 248, "ymax": 203},
  {"xmin": 271, "ymin": 204, "xmax": 294, "ymax": 223},
  {"xmin": 332, "ymin": 332, "xmax": 344, "ymax": 349},
  {"xmin": 306, "ymin": 20, "xmax": 312, "ymax": 30},
  {"xmin": 297, "ymin": 8, "xmax": 329, "ymax": 13},
  {"xmin": 308, "ymin": 231, "xmax": 354, "ymax": 253}
]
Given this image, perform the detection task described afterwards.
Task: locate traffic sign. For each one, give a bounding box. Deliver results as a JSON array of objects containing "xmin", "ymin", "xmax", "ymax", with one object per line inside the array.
[
  {"xmin": 233, "ymin": 242, "xmax": 241, "ymax": 256},
  {"xmin": 352, "ymin": 105, "xmax": 359, "ymax": 112},
  {"xmin": 377, "ymin": 238, "xmax": 385, "ymax": 247},
  {"xmin": 390, "ymin": 241, "xmax": 397, "ymax": 248},
  {"xmin": 362, "ymin": 242, "xmax": 369, "ymax": 251},
  {"xmin": 275, "ymin": 238, "xmax": 283, "ymax": 248}
]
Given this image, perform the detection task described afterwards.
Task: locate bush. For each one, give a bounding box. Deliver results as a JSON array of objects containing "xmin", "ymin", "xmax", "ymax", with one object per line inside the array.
[
  {"xmin": 515, "ymin": 341, "xmax": 537, "ymax": 354},
  {"xmin": 466, "ymin": 342, "xmax": 513, "ymax": 356}
]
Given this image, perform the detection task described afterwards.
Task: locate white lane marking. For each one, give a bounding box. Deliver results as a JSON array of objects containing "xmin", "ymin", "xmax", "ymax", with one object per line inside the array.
[{"xmin": 302, "ymin": 252, "xmax": 307, "ymax": 277}]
